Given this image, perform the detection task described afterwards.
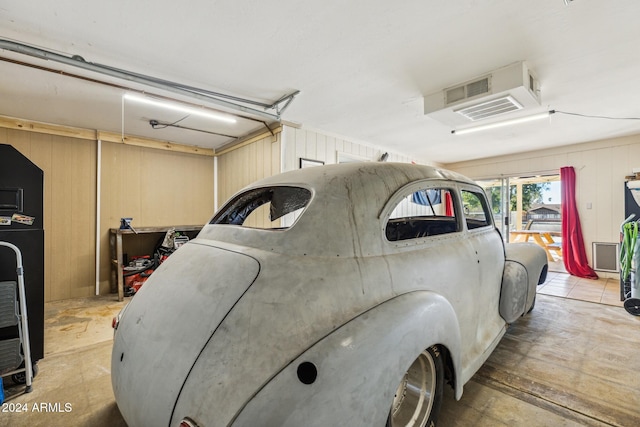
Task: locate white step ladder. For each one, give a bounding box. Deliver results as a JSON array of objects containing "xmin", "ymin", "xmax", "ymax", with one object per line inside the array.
[{"xmin": 0, "ymin": 241, "xmax": 33, "ymax": 393}]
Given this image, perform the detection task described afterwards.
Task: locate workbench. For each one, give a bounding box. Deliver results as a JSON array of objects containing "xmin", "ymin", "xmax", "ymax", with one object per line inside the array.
[{"xmin": 109, "ymin": 225, "xmax": 202, "ymax": 301}]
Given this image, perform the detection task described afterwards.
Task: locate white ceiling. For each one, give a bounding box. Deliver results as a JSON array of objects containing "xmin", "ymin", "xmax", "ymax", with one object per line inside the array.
[{"xmin": 1, "ymin": 0, "xmax": 640, "ymax": 164}]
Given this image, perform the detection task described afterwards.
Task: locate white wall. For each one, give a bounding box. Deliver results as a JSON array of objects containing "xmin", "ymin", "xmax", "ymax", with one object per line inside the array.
[
  {"xmin": 281, "ymin": 125, "xmax": 424, "ymax": 171},
  {"xmin": 445, "ymin": 133, "xmax": 640, "ymax": 275},
  {"xmin": 279, "ymin": 125, "xmax": 427, "ymax": 225}
]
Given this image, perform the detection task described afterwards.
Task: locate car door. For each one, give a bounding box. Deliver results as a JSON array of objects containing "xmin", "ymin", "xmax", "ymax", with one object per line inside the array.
[
  {"xmin": 380, "ymin": 180, "xmax": 507, "ymax": 383},
  {"xmin": 456, "ymin": 185, "xmax": 507, "ymax": 377}
]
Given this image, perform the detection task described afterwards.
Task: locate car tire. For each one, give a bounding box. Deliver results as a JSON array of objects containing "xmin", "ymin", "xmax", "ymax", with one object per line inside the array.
[{"xmin": 386, "ymin": 346, "xmax": 444, "ymax": 427}]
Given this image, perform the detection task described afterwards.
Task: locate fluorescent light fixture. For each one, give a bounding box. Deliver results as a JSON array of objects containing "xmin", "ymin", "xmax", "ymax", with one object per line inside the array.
[
  {"xmin": 451, "ymin": 110, "xmax": 555, "ymax": 135},
  {"xmin": 123, "ymin": 93, "xmax": 237, "ymax": 124}
]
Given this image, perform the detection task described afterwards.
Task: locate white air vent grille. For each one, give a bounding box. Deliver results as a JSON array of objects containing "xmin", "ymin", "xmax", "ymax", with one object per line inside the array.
[
  {"xmin": 592, "ymin": 242, "xmax": 619, "ymax": 272},
  {"xmin": 445, "ymin": 77, "xmax": 490, "ymax": 106},
  {"xmin": 424, "ymin": 61, "xmax": 541, "ymax": 127},
  {"xmin": 455, "ymin": 95, "xmax": 523, "ymax": 121}
]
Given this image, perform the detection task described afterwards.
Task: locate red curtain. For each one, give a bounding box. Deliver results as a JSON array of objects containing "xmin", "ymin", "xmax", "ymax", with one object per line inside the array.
[
  {"xmin": 445, "ymin": 192, "xmax": 454, "ymax": 216},
  {"xmin": 561, "ymin": 166, "xmax": 598, "ymax": 279}
]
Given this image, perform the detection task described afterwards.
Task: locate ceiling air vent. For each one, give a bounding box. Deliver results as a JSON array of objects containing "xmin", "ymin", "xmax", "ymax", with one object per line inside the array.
[
  {"xmin": 455, "ymin": 95, "xmax": 523, "ymax": 121},
  {"xmin": 445, "ymin": 77, "xmax": 490, "ymax": 106},
  {"xmin": 424, "ymin": 61, "xmax": 541, "ymax": 127}
]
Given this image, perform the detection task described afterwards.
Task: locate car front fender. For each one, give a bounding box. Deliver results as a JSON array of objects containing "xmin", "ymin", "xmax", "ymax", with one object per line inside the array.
[{"xmin": 228, "ymin": 291, "xmax": 463, "ymax": 427}]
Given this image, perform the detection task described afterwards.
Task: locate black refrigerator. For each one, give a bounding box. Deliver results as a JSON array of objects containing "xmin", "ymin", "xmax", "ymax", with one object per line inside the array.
[{"xmin": 0, "ymin": 144, "xmax": 45, "ymax": 364}]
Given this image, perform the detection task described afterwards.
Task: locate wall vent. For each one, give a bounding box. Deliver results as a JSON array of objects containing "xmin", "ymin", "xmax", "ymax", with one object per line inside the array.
[{"xmin": 592, "ymin": 242, "xmax": 619, "ymax": 272}]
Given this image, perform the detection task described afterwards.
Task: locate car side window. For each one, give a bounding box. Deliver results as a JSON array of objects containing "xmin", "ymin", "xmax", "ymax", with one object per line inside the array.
[
  {"xmin": 386, "ymin": 187, "xmax": 458, "ymax": 241},
  {"xmin": 461, "ymin": 189, "xmax": 492, "ymax": 230}
]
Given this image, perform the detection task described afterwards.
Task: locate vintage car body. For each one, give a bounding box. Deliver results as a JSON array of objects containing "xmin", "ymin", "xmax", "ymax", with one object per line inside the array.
[{"xmin": 111, "ymin": 162, "xmax": 547, "ymax": 427}]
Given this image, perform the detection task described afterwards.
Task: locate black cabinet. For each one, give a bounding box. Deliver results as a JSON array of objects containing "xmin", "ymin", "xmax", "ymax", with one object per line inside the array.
[{"xmin": 0, "ymin": 144, "xmax": 44, "ymax": 362}]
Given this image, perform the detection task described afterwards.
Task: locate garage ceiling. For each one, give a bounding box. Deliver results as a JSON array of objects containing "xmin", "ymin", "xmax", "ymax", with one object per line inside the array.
[{"xmin": 1, "ymin": 1, "xmax": 639, "ymax": 163}]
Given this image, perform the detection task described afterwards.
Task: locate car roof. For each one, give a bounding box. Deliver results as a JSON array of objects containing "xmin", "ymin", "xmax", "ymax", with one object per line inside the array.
[
  {"xmin": 203, "ymin": 162, "xmax": 479, "ymax": 257},
  {"xmin": 245, "ymin": 162, "xmax": 475, "ymax": 195}
]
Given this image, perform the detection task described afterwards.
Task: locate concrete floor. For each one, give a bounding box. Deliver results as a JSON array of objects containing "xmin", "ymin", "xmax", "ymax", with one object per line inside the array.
[
  {"xmin": 2, "ymin": 281, "xmax": 640, "ymax": 426},
  {"xmin": 2, "ymin": 296, "xmax": 128, "ymax": 427}
]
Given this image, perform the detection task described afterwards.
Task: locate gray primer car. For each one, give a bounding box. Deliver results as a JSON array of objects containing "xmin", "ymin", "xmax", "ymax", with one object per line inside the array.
[{"xmin": 111, "ymin": 162, "xmax": 547, "ymax": 427}]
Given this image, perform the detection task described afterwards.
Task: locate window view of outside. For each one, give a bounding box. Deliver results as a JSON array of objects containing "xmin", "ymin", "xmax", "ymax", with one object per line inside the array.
[
  {"xmin": 477, "ymin": 175, "xmax": 563, "ymax": 269},
  {"xmin": 461, "ymin": 190, "xmax": 491, "ymax": 229}
]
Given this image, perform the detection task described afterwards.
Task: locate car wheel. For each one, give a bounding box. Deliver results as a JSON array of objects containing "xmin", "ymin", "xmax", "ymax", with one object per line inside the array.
[{"xmin": 387, "ymin": 346, "xmax": 444, "ymax": 427}]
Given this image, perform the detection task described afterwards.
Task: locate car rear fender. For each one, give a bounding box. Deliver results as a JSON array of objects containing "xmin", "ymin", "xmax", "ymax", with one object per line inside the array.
[
  {"xmin": 229, "ymin": 291, "xmax": 463, "ymax": 427},
  {"xmin": 500, "ymin": 243, "xmax": 548, "ymax": 323}
]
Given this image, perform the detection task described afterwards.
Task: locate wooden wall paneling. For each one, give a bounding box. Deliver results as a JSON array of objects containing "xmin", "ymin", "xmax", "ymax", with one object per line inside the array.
[
  {"xmin": 280, "ymin": 126, "xmax": 417, "ymax": 168},
  {"xmin": 139, "ymin": 148, "xmax": 167, "ymax": 225},
  {"xmin": 316, "ymin": 133, "xmax": 327, "ymax": 164},
  {"xmin": 271, "ymin": 133, "xmax": 280, "ymax": 177},
  {"xmin": 51, "ymin": 135, "xmax": 97, "ymax": 300},
  {"xmin": 139, "ymin": 148, "xmax": 189, "ymax": 225},
  {"xmin": 294, "ymin": 128, "xmax": 306, "ymax": 166},
  {"xmin": 573, "ymin": 150, "xmax": 596, "ymax": 262},
  {"xmin": 9, "ymin": 131, "xmax": 55, "ymax": 300},
  {"xmin": 281, "ymin": 126, "xmax": 295, "ymax": 172},
  {"xmin": 98, "ymin": 142, "xmax": 214, "ymax": 294},
  {"xmin": 3, "ymin": 130, "xmax": 97, "ymax": 301},
  {"xmin": 593, "ymin": 147, "xmax": 614, "ymax": 243},
  {"xmin": 342, "ymin": 139, "xmax": 351, "ymax": 156},
  {"xmin": 305, "ymin": 130, "xmax": 317, "ymax": 160},
  {"xmin": 334, "ymin": 137, "xmax": 344, "ymax": 160},
  {"xmin": 256, "ymin": 137, "xmax": 265, "ymax": 185},
  {"xmin": 248, "ymin": 138, "xmax": 257, "ymax": 192},
  {"xmin": 102, "ymin": 142, "xmax": 142, "ymax": 226},
  {"xmin": 627, "ymin": 141, "xmax": 640, "ymax": 170},
  {"xmin": 215, "ymin": 132, "xmax": 281, "ymax": 228},
  {"xmin": 33, "ymin": 133, "xmax": 54, "ymax": 298},
  {"xmin": 325, "ymin": 135, "xmax": 336, "ymax": 163},
  {"xmin": 2, "ymin": 121, "xmax": 217, "ymax": 300}
]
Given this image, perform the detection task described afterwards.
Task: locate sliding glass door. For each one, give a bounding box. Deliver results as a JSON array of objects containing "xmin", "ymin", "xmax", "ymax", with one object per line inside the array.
[{"xmin": 476, "ymin": 174, "xmax": 561, "ymax": 241}]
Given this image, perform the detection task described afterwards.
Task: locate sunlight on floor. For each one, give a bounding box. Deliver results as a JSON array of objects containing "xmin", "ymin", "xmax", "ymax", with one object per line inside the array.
[{"xmin": 539, "ymin": 271, "xmax": 622, "ymax": 307}]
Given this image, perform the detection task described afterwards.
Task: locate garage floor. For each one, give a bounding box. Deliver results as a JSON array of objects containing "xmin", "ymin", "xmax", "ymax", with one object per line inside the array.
[{"xmin": 2, "ymin": 274, "xmax": 639, "ymax": 426}]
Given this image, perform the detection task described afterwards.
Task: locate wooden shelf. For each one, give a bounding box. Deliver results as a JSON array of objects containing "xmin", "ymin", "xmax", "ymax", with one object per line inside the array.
[{"xmin": 109, "ymin": 225, "xmax": 203, "ymax": 301}]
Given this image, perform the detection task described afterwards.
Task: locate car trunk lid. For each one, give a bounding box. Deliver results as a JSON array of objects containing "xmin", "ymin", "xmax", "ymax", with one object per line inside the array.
[{"xmin": 111, "ymin": 240, "xmax": 259, "ymax": 427}]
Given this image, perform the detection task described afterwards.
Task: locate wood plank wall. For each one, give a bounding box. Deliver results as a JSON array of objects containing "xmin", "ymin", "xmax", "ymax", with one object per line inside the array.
[
  {"xmin": 281, "ymin": 126, "xmax": 423, "ymax": 169},
  {"xmin": 1, "ymin": 120, "xmax": 427, "ymax": 300},
  {"xmin": 99, "ymin": 142, "xmax": 214, "ymax": 294},
  {"xmin": 215, "ymin": 126, "xmax": 425, "ymax": 229},
  {"xmin": 0, "ymin": 125, "xmax": 215, "ymax": 301},
  {"xmin": 216, "ymin": 132, "xmax": 281, "ymax": 228},
  {"xmin": 0, "ymin": 128, "xmax": 97, "ymax": 301}
]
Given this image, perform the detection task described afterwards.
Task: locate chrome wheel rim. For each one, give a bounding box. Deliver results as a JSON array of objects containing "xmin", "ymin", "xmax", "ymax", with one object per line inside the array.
[{"xmin": 389, "ymin": 350, "xmax": 436, "ymax": 427}]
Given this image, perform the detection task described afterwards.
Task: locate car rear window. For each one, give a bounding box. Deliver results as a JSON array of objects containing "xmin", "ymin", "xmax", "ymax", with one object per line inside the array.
[{"xmin": 211, "ymin": 186, "xmax": 311, "ymax": 229}]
